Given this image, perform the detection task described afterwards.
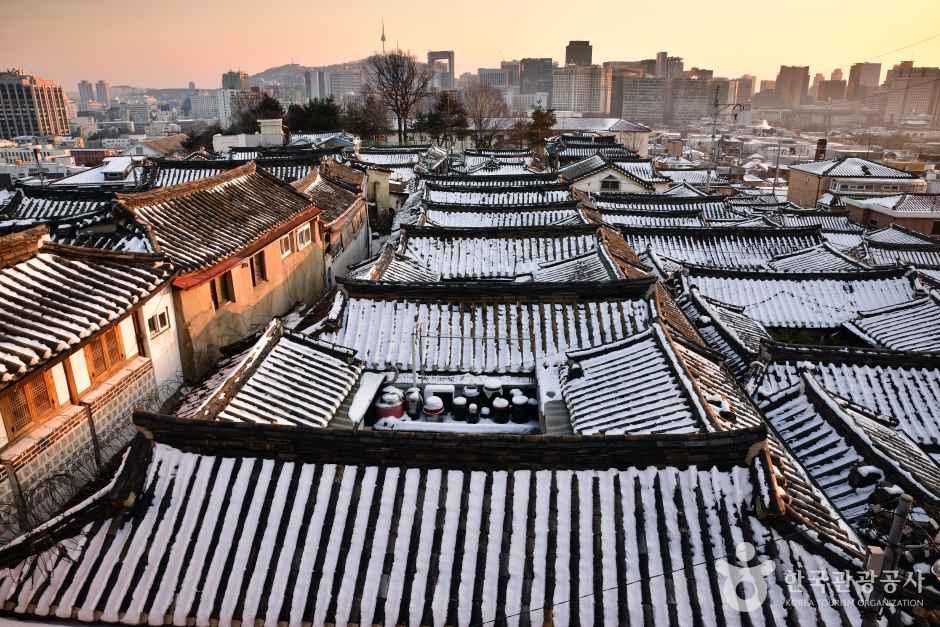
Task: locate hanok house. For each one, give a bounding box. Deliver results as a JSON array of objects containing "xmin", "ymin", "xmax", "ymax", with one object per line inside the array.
[
  {"xmin": 843, "ymin": 192, "xmax": 940, "ymax": 235},
  {"xmin": 115, "ymin": 161, "xmax": 327, "ymax": 381},
  {"xmin": 0, "ymin": 417, "xmax": 879, "ymax": 626},
  {"xmin": 0, "ymin": 227, "xmax": 172, "ymax": 536},
  {"xmin": 291, "ymin": 157, "xmax": 372, "ymax": 288},
  {"xmin": 557, "ymin": 154, "xmax": 672, "ymax": 194}
]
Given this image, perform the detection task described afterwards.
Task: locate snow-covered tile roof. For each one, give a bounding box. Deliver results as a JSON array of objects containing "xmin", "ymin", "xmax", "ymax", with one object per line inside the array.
[
  {"xmin": 846, "ymin": 193, "xmax": 940, "ymax": 214},
  {"xmin": 590, "ymin": 193, "xmax": 725, "ymax": 214},
  {"xmin": 117, "ymin": 162, "xmax": 316, "ymax": 273},
  {"xmin": 175, "ymin": 320, "xmax": 362, "ymax": 428},
  {"xmin": 420, "ymin": 173, "xmax": 560, "ymax": 188},
  {"xmin": 844, "ymin": 291, "xmax": 940, "ymax": 352},
  {"xmin": 422, "ymin": 206, "xmax": 586, "ymax": 229},
  {"xmin": 790, "ymin": 157, "xmax": 919, "ymax": 179},
  {"xmin": 682, "ymin": 268, "xmax": 917, "ymax": 329},
  {"xmin": 0, "ymin": 188, "xmax": 112, "ymax": 222},
  {"xmin": 0, "ymin": 232, "xmax": 171, "ymax": 383},
  {"xmin": 657, "ymin": 169, "xmax": 729, "ymax": 187},
  {"xmin": 768, "ymin": 212, "xmax": 863, "ymax": 233},
  {"xmin": 752, "ymin": 344, "xmax": 940, "ymax": 447},
  {"xmin": 620, "ymin": 225, "xmax": 823, "ymax": 270},
  {"xmin": 560, "ymin": 326, "xmax": 712, "ymax": 434},
  {"xmin": 822, "ymin": 231, "xmax": 865, "ymax": 250},
  {"xmin": 760, "ymin": 372, "xmax": 940, "ymax": 525},
  {"xmin": 309, "ymin": 284, "xmax": 654, "ymax": 373},
  {"xmin": 398, "ymin": 225, "xmax": 599, "ymax": 280},
  {"xmin": 866, "ymin": 225, "xmax": 937, "ymax": 246},
  {"xmin": 0, "ymin": 431, "xmax": 869, "ymax": 627},
  {"xmin": 423, "ymin": 184, "xmax": 573, "ymax": 207},
  {"xmin": 662, "ymin": 182, "xmax": 707, "ymax": 197},
  {"xmin": 767, "ymin": 244, "xmax": 870, "ymax": 272}
]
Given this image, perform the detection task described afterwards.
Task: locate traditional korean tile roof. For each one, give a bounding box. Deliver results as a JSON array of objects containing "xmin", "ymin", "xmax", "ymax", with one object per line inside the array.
[
  {"xmin": 396, "ymin": 225, "xmax": 600, "ymax": 280},
  {"xmin": 348, "ymin": 245, "xmax": 442, "ymax": 282},
  {"xmin": 0, "ymin": 423, "xmax": 870, "ymax": 627},
  {"xmin": 308, "ymin": 281, "xmax": 655, "ymax": 374},
  {"xmin": 116, "ymin": 162, "xmax": 317, "ymax": 274},
  {"xmin": 656, "ymin": 169, "xmax": 730, "ymax": 187},
  {"xmin": 423, "ymin": 183, "xmax": 573, "ymax": 207},
  {"xmin": 843, "ymin": 290, "xmax": 940, "ymax": 352},
  {"xmin": 847, "ymin": 193, "xmax": 940, "ymax": 214},
  {"xmin": 0, "ymin": 188, "xmax": 113, "ymax": 225},
  {"xmin": 421, "ymin": 205, "xmax": 586, "ymax": 229},
  {"xmin": 619, "ymin": 225, "xmax": 823, "ymax": 270},
  {"xmin": 45, "ymin": 208, "xmax": 155, "ymax": 253},
  {"xmin": 147, "ymin": 156, "xmax": 321, "ymax": 188},
  {"xmin": 867, "ymin": 225, "xmax": 937, "ymax": 246},
  {"xmin": 662, "ymin": 182, "xmax": 707, "ymax": 197},
  {"xmin": 420, "ymin": 173, "xmax": 560, "ymax": 188},
  {"xmin": 589, "ymin": 192, "xmax": 726, "ymax": 213},
  {"xmin": 767, "ymin": 243, "xmax": 871, "ymax": 272},
  {"xmin": 752, "ymin": 344, "xmax": 940, "ymax": 449},
  {"xmin": 174, "ymin": 320, "xmax": 363, "ymax": 428},
  {"xmin": 560, "ymin": 325, "xmax": 715, "ymax": 434},
  {"xmin": 790, "ymin": 157, "xmax": 919, "ymax": 179},
  {"xmin": 0, "ymin": 228, "xmax": 171, "ymax": 383},
  {"xmin": 303, "ymin": 173, "xmax": 360, "ymax": 224},
  {"xmin": 681, "ymin": 267, "xmax": 917, "ymax": 329},
  {"xmin": 761, "ymin": 371, "xmax": 940, "ymax": 526},
  {"xmin": 678, "ymin": 288, "xmax": 772, "ymax": 380},
  {"xmin": 557, "ymin": 156, "xmax": 667, "ymax": 190},
  {"xmin": 823, "ymin": 232, "xmax": 865, "ymax": 250},
  {"xmin": 765, "ymin": 211, "xmax": 864, "ymax": 233}
]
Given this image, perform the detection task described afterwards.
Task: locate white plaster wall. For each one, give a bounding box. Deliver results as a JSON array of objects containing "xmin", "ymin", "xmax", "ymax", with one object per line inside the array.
[
  {"xmin": 571, "ymin": 170, "xmax": 649, "ymax": 194},
  {"xmin": 142, "ymin": 286, "xmax": 183, "ymax": 402},
  {"xmin": 69, "ymin": 351, "xmax": 91, "ymax": 394},
  {"xmin": 119, "ymin": 317, "xmax": 139, "ymax": 358},
  {"xmin": 50, "ymin": 363, "xmax": 70, "ymax": 405}
]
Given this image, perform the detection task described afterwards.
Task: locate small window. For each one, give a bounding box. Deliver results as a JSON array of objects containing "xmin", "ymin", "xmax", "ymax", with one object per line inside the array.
[
  {"xmin": 147, "ymin": 307, "xmax": 171, "ymax": 337},
  {"xmin": 600, "ymin": 176, "xmax": 620, "ymax": 192},
  {"xmin": 931, "ymin": 222, "xmax": 940, "ymax": 235},
  {"xmin": 296, "ymin": 223, "xmax": 312, "ymax": 249},
  {"xmin": 84, "ymin": 327, "xmax": 125, "ymax": 382},
  {"xmin": 1, "ymin": 373, "xmax": 57, "ymax": 437},
  {"xmin": 250, "ymin": 251, "xmax": 267, "ymax": 286},
  {"xmin": 219, "ymin": 271, "xmax": 235, "ymax": 304},
  {"xmin": 279, "ymin": 233, "xmax": 295, "ymax": 257}
]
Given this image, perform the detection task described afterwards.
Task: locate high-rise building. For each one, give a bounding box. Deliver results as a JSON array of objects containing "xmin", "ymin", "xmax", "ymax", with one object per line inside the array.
[
  {"xmin": 847, "ymin": 62, "xmax": 881, "ymax": 100},
  {"xmin": 189, "ymin": 90, "xmax": 220, "ymax": 120},
  {"xmin": 78, "ymin": 80, "xmax": 94, "ymax": 110},
  {"xmin": 669, "ymin": 78, "xmax": 712, "ymax": 126},
  {"xmin": 729, "ymin": 75, "xmax": 754, "ymax": 104},
  {"xmin": 565, "ymin": 41, "xmax": 592, "ymax": 66},
  {"xmin": 775, "ymin": 66, "xmax": 810, "ymax": 108},
  {"xmin": 654, "ymin": 52, "xmax": 683, "ymax": 79},
  {"xmin": 520, "ymin": 58, "xmax": 554, "ymax": 97},
  {"xmin": 95, "ymin": 80, "xmax": 111, "ymax": 106},
  {"xmin": 620, "ymin": 77, "xmax": 668, "ymax": 126},
  {"xmin": 222, "ymin": 70, "xmax": 249, "ymax": 90},
  {"xmin": 0, "ymin": 70, "xmax": 69, "ymax": 138},
  {"xmin": 501, "ymin": 61, "xmax": 522, "ymax": 87},
  {"xmin": 218, "ymin": 88, "xmax": 262, "ymax": 128},
  {"xmin": 428, "ymin": 51, "xmax": 455, "ymax": 90},
  {"xmin": 656, "ymin": 52, "xmax": 668, "ymax": 77},
  {"xmin": 329, "ymin": 71, "xmax": 363, "ymax": 104},
  {"xmin": 127, "ymin": 103, "xmax": 151, "ymax": 130},
  {"xmin": 811, "ymin": 72, "xmax": 825, "ymax": 100},
  {"xmin": 880, "ymin": 61, "xmax": 940, "ymax": 123},
  {"xmin": 818, "ymin": 80, "xmax": 847, "ymax": 102},
  {"xmin": 686, "ymin": 67, "xmax": 713, "ymax": 81},
  {"xmin": 551, "ymin": 65, "xmax": 603, "ymax": 113},
  {"xmin": 831, "ymin": 68, "xmax": 843, "ymax": 82},
  {"xmin": 602, "ymin": 62, "xmax": 646, "ymax": 116},
  {"xmin": 478, "ymin": 68, "xmax": 510, "ymax": 89},
  {"xmin": 304, "ymin": 70, "xmax": 326, "ymax": 101}
]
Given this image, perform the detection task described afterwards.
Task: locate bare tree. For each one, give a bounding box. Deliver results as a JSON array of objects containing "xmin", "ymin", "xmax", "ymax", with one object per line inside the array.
[
  {"xmin": 462, "ymin": 83, "xmax": 510, "ymax": 149},
  {"xmin": 366, "ymin": 50, "xmax": 432, "ymax": 144}
]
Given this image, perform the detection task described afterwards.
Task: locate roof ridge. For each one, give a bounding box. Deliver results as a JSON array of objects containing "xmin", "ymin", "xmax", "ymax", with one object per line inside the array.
[{"xmin": 117, "ymin": 161, "xmax": 257, "ymax": 209}]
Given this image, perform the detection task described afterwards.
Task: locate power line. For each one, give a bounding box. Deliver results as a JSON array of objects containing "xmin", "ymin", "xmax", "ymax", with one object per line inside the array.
[{"xmin": 865, "ymin": 32, "xmax": 940, "ymax": 61}]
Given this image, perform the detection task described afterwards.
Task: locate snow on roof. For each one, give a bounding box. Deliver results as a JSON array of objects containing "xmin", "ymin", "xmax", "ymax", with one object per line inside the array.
[
  {"xmin": 422, "ymin": 205, "xmax": 586, "ymax": 229},
  {"xmin": 50, "ymin": 156, "xmax": 146, "ymax": 188},
  {"xmin": 0, "ymin": 231, "xmax": 170, "ymax": 383},
  {"xmin": 174, "ymin": 320, "xmax": 363, "ymax": 427},
  {"xmin": 682, "ymin": 267, "xmax": 916, "ymax": 329},
  {"xmin": 753, "ymin": 344, "xmax": 940, "ymax": 447},
  {"xmin": 844, "ymin": 291, "xmax": 940, "ymax": 352},
  {"xmin": 0, "ymin": 429, "xmax": 869, "ymax": 627},
  {"xmin": 657, "ymin": 169, "xmax": 729, "ymax": 187},
  {"xmin": 761, "ymin": 371, "xmax": 940, "ymax": 525},
  {"xmin": 767, "ymin": 243, "xmax": 870, "ymax": 273},
  {"xmin": 866, "ymin": 224, "xmax": 938, "ymax": 246},
  {"xmin": 423, "ymin": 184, "xmax": 573, "ymax": 207},
  {"xmin": 309, "ymin": 284, "xmax": 653, "ymax": 373},
  {"xmin": 846, "ymin": 193, "xmax": 940, "ymax": 215},
  {"xmin": 789, "ymin": 157, "xmax": 919, "ymax": 179},
  {"xmin": 619, "ymin": 225, "xmax": 823, "ymax": 270},
  {"xmin": 662, "ymin": 182, "xmax": 707, "ymax": 197}
]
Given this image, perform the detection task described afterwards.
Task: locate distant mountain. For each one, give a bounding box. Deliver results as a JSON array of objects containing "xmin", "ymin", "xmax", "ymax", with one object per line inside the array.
[{"xmin": 249, "ymin": 60, "xmax": 368, "ymax": 86}]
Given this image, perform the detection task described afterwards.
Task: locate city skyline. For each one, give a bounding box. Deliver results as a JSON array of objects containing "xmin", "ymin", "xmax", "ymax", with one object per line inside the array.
[{"xmin": 5, "ymin": 0, "xmax": 940, "ymax": 90}]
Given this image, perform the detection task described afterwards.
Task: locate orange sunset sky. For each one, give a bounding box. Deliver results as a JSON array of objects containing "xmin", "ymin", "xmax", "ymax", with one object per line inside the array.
[{"xmin": 4, "ymin": 0, "xmax": 940, "ymax": 91}]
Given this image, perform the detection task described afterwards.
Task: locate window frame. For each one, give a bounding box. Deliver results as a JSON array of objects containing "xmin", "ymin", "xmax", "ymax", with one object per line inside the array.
[
  {"xmin": 147, "ymin": 306, "xmax": 171, "ymax": 338},
  {"xmin": 249, "ymin": 250, "xmax": 267, "ymax": 287},
  {"xmin": 296, "ymin": 223, "xmax": 312, "ymax": 250},
  {"xmin": 83, "ymin": 326, "xmax": 127, "ymax": 385},
  {"xmin": 279, "ymin": 232, "xmax": 295, "ymax": 258},
  {"xmin": 0, "ymin": 370, "xmax": 58, "ymax": 438},
  {"xmin": 218, "ymin": 271, "xmax": 236, "ymax": 304},
  {"xmin": 600, "ymin": 176, "xmax": 621, "ymax": 192}
]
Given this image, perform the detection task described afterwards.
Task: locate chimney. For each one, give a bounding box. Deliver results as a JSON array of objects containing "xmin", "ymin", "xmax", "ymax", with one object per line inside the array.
[{"xmin": 814, "ymin": 138, "xmax": 827, "ymax": 161}]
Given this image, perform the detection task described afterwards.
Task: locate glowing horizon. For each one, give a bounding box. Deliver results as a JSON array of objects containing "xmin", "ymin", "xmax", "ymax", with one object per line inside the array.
[{"xmin": 5, "ymin": 0, "xmax": 940, "ymax": 93}]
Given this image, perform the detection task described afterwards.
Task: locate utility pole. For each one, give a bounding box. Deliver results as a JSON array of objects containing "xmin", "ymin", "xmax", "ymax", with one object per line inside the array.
[
  {"xmin": 705, "ymin": 84, "xmax": 720, "ymax": 193},
  {"xmin": 861, "ymin": 494, "xmax": 913, "ymax": 627}
]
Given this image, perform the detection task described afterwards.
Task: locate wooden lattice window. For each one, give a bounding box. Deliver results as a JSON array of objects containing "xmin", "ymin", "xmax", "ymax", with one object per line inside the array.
[
  {"xmin": 84, "ymin": 327, "xmax": 125, "ymax": 383},
  {"xmin": 1, "ymin": 371, "xmax": 57, "ymax": 437}
]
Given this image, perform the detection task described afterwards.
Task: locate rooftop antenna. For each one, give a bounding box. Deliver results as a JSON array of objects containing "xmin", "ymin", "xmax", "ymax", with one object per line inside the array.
[{"xmin": 381, "ymin": 19, "xmax": 386, "ymax": 54}]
